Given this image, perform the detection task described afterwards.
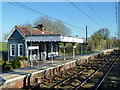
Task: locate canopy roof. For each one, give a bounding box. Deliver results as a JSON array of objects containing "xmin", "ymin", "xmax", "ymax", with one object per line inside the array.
[{"xmin": 27, "ymin": 35, "xmax": 83, "ymax": 43}]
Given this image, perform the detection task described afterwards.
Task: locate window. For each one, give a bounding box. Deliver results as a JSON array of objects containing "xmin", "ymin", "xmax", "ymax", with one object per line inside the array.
[
  {"xmin": 10, "ymin": 44, "xmax": 16, "ymax": 56},
  {"xmin": 18, "ymin": 44, "xmax": 23, "ymax": 56}
]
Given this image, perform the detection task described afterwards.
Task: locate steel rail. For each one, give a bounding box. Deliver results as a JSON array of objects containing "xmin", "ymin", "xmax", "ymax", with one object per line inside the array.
[
  {"xmin": 74, "ymin": 55, "xmax": 116, "ymax": 90},
  {"xmin": 51, "ymin": 68, "xmax": 86, "ymax": 88},
  {"xmin": 95, "ymin": 57, "xmax": 118, "ymax": 90}
]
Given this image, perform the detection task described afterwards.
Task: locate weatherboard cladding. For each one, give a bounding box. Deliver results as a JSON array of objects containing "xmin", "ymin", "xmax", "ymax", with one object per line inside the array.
[{"xmin": 8, "ymin": 30, "xmax": 26, "ymax": 60}]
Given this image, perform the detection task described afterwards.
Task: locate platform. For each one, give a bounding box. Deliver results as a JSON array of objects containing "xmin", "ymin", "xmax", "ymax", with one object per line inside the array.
[{"xmin": 0, "ymin": 49, "xmax": 114, "ymax": 88}]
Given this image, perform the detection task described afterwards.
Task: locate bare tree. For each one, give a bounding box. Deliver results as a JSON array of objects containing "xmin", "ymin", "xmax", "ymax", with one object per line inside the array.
[{"xmin": 33, "ymin": 16, "xmax": 71, "ymax": 36}]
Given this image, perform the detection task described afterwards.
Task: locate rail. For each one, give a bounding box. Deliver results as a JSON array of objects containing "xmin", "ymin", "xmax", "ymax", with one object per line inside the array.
[
  {"xmin": 74, "ymin": 55, "xmax": 116, "ymax": 90},
  {"xmin": 95, "ymin": 58, "xmax": 118, "ymax": 90}
]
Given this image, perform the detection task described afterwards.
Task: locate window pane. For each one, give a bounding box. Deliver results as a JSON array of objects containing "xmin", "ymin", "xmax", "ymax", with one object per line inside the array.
[
  {"xmin": 20, "ymin": 51, "xmax": 22, "ymax": 55},
  {"xmin": 11, "ymin": 45, "xmax": 15, "ymax": 56},
  {"xmin": 12, "ymin": 50, "xmax": 14, "ymax": 55},
  {"xmin": 19, "ymin": 45, "xmax": 23, "ymax": 56}
]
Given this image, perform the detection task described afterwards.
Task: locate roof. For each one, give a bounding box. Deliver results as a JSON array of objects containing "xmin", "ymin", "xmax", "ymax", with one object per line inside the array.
[
  {"xmin": 16, "ymin": 25, "xmax": 54, "ymax": 36},
  {"xmin": 6, "ymin": 25, "xmax": 84, "ymax": 44}
]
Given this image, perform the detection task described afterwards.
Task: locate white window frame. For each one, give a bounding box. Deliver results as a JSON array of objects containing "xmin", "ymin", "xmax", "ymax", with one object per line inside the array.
[
  {"xmin": 18, "ymin": 44, "xmax": 23, "ymax": 56},
  {"xmin": 10, "ymin": 44, "xmax": 16, "ymax": 56}
]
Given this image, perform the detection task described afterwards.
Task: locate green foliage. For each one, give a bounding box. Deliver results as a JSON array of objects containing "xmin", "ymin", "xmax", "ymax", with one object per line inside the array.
[
  {"xmin": 94, "ymin": 28, "xmax": 110, "ymax": 40},
  {"xmin": 19, "ymin": 56, "xmax": 28, "ymax": 61},
  {"xmin": 5, "ymin": 65, "xmax": 13, "ymax": 71},
  {"xmin": 2, "ymin": 61, "xmax": 6, "ymax": 71},
  {"xmin": 22, "ymin": 56, "xmax": 28, "ymax": 61},
  {"xmin": 1, "ymin": 60, "xmax": 4, "ymax": 65},
  {"xmin": 88, "ymin": 28, "xmax": 112, "ymax": 51},
  {"xmin": 2, "ymin": 61, "xmax": 13, "ymax": 71},
  {"xmin": 19, "ymin": 56, "xmax": 23, "ymax": 60},
  {"xmin": 111, "ymin": 37, "xmax": 118, "ymax": 48},
  {"xmin": 66, "ymin": 43, "xmax": 73, "ymax": 53},
  {"xmin": 59, "ymin": 43, "xmax": 81, "ymax": 55},
  {"xmin": 12, "ymin": 57, "xmax": 20, "ymax": 69},
  {"xmin": 0, "ymin": 42, "xmax": 8, "ymax": 52}
]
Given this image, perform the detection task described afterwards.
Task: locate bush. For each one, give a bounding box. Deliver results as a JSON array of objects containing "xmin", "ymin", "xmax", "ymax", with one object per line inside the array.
[
  {"xmin": 5, "ymin": 65, "xmax": 13, "ymax": 71},
  {"xmin": 12, "ymin": 57, "xmax": 20, "ymax": 69},
  {"xmin": 2, "ymin": 61, "xmax": 6, "ymax": 71},
  {"xmin": 1, "ymin": 60, "xmax": 5, "ymax": 65},
  {"xmin": 19, "ymin": 56, "xmax": 23, "ymax": 60},
  {"xmin": 19, "ymin": 56, "xmax": 28, "ymax": 61},
  {"xmin": 2, "ymin": 61, "xmax": 13, "ymax": 71},
  {"xmin": 22, "ymin": 56, "xmax": 28, "ymax": 61}
]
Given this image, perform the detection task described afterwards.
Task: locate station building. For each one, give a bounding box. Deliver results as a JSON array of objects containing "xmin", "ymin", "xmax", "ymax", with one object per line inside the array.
[{"xmin": 6, "ymin": 24, "xmax": 85, "ymax": 64}]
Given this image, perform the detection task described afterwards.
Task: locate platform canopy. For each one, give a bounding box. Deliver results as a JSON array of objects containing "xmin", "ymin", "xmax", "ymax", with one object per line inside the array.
[{"xmin": 26, "ymin": 34, "xmax": 84, "ymax": 43}]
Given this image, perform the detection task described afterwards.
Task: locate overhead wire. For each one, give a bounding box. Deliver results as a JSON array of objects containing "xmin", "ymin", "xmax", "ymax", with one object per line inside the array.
[
  {"xmin": 86, "ymin": 2, "xmax": 107, "ymax": 28},
  {"xmin": 67, "ymin": 0, "xmax": 102, "ymax": 28},
  {"xmin": 6, "ymin": 0, "xmax": 83, "ymax": 30},
  {"xmin": 41, "ymin": 1, "xmax": 97, "ymax": 30}
]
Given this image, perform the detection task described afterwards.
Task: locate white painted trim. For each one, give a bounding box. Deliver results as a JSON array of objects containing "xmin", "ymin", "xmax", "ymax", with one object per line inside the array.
[
  {"xmin": 26, "ymin": 35, "xmax": 83, "ymax": 43},
  {"xmin": 18, "ymin": 44, "xmax": 23, "ymax": 56},
  {"xmin": 6, "ymin": 27, "xmax": 15, "ymax": 40},
  {"xmin": 6, "ymin": 26, "xmax": 26, "ymax": 40},
  {"xmin": 28, "ymin": 46, "xmax": 39, "ymax": 50},
  {"xmin": 25, "ymin": 41, "xmax": 28, "ymax": 58},
  {"xmin": 10, "ymin": 44, "xmax": 16, "ymax": 56}
]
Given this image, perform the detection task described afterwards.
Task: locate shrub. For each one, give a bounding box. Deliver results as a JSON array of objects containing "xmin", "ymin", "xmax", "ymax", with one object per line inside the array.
[
  {"xmin": 1, "ymin": 60, "xmax": 4, "ymax": 65},
  {"xmin": 22, "ymin": 56, "xmax": 28, "ymax": 61},
  {"xmin": 5, "ymin": 65, "xmax": 13, "ymax": 71},
  {"xmin": 19, "ymin": 56, "xmax": 28, "ymax": 61},
  {"xmin": 2, "ymin": 61, "xmax": 6, "ymax": 71},
  {"xmin": 12, "ymin": 57, "xmax": 20, "ymax": 69},
  {"xmin": 2, "ymin": 61, "xmax": 13, "ymax": 71},
  {"xmin": 19, "ymin": 56, "xmax": 23, "ymax": 60}
]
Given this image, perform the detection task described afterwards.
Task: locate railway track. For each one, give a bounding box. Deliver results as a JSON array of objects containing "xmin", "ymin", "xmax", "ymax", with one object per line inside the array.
[
  {"xmin": 26, "ymin": 51, "xmax": 119, "ymax": 89},
  {"xmin": 95, "ymin": 57, "xmax": 118, "ymax": 90},
  {"xmin": 96, "ymin": 55, "xmax": 120, "ymax": 90},
  {"xmin": 75, "ymin": 55, "xmax": 118, "ymax": 90}
]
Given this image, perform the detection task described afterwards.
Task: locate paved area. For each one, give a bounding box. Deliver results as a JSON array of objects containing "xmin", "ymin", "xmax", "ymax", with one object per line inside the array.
[{"xmin": 0, "ymin": 49, "xmax": 114, "ymax": 86}]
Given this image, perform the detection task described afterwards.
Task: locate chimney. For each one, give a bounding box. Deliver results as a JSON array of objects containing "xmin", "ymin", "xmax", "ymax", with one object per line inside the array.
[
  {"xmin": 37, "ymin": 24, "xmax": 44, "ymax": 32},
  {"xmin": 41, "ymin": 26, "xmax": 44, "ymax": 32}
]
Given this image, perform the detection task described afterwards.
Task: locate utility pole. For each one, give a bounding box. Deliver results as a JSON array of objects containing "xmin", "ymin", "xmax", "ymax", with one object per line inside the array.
[{"xmin": 86, "ymin": 26, "xmax": 88, "ymax": 54}]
